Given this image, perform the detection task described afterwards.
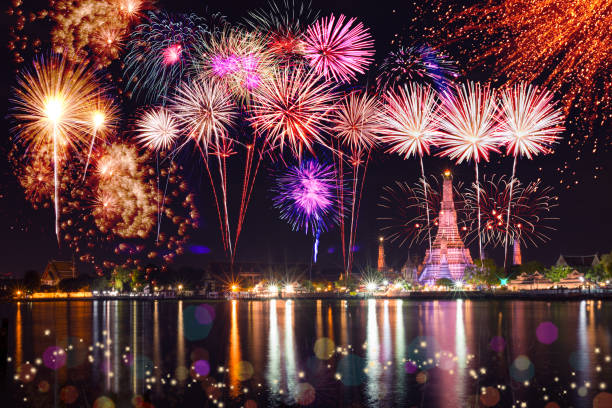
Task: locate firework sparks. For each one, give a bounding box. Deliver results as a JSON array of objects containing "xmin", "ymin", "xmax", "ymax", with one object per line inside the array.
[
  {"xmin": 135, "ymin": 107, "xmax": 180, "ymax": 152},
  {"xmin": 123, "ymin": 11, "xmax": 209, "ymax": 103},
  {"xmin": 443, "ymin": 0, "xmax": 610, "ymax": 135},
  {"xmin": 249, "ymin": 66, "xmax": 336, "ymax": 158},
  {"xmin": 465, "ymin": 175, "xmax": 558, "ymax": 248},
  {"xmin": 436, "ymin": 82, "xmax": 502, "ymax": 164},
  {"xmin": 376, "ymin": 44, "xmax": 459, "ymax": 92},
  {"xmin": 10, "ymin": 54, "xmax": 101, "ymax": 243},
  {"xmin": 331, "ymin": 91, "xmax": 383, "ymax": 152},
  {"xmin": 498, "ymin": 83, "xmax": 565, "ymax": 160},
  {"xmin": 303, "ymin": 14, "xmax": 375, "ymax": 83},
  {"xmin": 273, "ymin": 160, "xmax": 340, "ymax": 261},
  {"xmin": 83, "ymin": 97, "xmax": 120, "ymax": 181}
]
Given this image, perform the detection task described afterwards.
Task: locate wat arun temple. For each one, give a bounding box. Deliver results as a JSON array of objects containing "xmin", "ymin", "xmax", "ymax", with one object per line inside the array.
[{"xmin": 419, "ymin": 170, "xmax": 474, "ymax": 285}]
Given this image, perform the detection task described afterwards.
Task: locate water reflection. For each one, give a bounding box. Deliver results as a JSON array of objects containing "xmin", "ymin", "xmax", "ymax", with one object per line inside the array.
[{"xmin": 3, "ymin": 299, "xmax": 612, "ymax": 407}]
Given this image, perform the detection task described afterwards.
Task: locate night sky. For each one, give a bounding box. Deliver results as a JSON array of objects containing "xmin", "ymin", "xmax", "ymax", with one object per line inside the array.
[{"xmin": 1, "ymin": 0, "xmax": 610, "ymax": 277}]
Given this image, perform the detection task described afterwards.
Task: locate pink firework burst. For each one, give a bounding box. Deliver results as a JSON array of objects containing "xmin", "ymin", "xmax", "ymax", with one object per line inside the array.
[
  {"xmin": 249, "ymin": 67, "xmax": 336, "ymax": 158},
  {"xmin": 302, "ymin": 14, "xmax": 374, "ymax": 83},
  {"xmin": 330, "ymin": 91, "xmax": 383, "ymax": 152},
  {"xmin": 162, "ymin": 44, "xmax": 182, "ymax": 66},
  {"xmin": 381, "ymin": 83, "xmax": 440, "ymax": 159},
  {"xmin": 436, "ymin": 82, "xmax": 502, "ymax": 163},
  {"xmin": 497, "ymin": 82, "xmax": 565, "ymax": 159}
]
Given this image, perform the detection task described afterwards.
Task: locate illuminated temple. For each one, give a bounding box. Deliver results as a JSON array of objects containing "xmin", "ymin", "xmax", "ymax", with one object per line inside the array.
[{"xmin": 419, "ymin": 171, "xmax": 473, "ymax": 284}]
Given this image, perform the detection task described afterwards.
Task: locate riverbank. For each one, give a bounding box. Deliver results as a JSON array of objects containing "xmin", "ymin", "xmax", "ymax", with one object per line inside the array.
[{"xmin": 4, "ymin": 289, "xmax": 612, "ymax": 302}]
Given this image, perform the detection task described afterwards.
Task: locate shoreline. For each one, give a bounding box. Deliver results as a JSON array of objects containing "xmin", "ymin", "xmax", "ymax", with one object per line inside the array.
[{"xmin": 3, "ymin": 290, "xmax": 611, "ymax": 302}]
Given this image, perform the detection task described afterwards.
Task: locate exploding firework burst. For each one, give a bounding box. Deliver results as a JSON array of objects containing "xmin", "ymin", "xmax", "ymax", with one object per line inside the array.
[
  {"xmin": 436, "ymin": 82, "xmax": 502, "ymax": 164},
  {"xmin": 381, "ymin": 83, "xmax": 440, "ymax": 159},
  {"xmin": 135, "ymin": 107, "xmax": 180, "ymax": 152},
  {"xmin": 193, "ymin": 27, "xmax": 276, "ymax": 101},
  {"xmin": 379, "ymin": 176, "xmax": 468, "ymax": 248},
  {"xmin": 498, "ymin": 83, "xmax": 565, "ymax": 160},
  {"xmin": 249, "ymin": 66, "xmax": 336, "ymax": 158},
  {"xmin": 171, "ymin": 79, "xmax": 237, "ymax": 153},
  {"xmin": 303, "ymin": 14, "xmax": 375, "ymax": 83},
  {"xmin": 123, "ymin": 11, "xmax": 209, "ymax": 103},
  {"xmin": 330, "ymin": 91, "xmax": 383, "ymax": 152},
  {"xmin": 244, "ymin": 0, "xmax": 319, "ymax": 64},
  {"xmin": 441, "ymin": 0, "xmax": 611, "ymax": 135},
  {"xmin": 376, "ymin": 44, "xmax": 459, "ymax": 92},
  {"xmin": 464, "ymin": 175, "xmax": 558, "ymax": 247},
  {"xmin": 272, "ymin": 160, "xmax": 340, "ymax": 237}
]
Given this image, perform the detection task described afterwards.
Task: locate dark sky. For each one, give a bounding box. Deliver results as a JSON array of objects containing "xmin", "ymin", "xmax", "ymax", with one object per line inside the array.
[{"xmin": 1, "ymin": 0, "xmax": 611, "ymax": 277}]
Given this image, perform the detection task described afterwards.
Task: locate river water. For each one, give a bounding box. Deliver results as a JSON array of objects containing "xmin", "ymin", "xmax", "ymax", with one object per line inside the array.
[{"xmin": 1, "ymin": 299, "xmax": 611, "ymax": 407}]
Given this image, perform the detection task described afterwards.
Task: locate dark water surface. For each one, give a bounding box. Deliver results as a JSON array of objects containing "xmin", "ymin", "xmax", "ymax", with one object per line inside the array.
[{"xmin": 1, "ymin": 299, "xmax": 611, "ymax": 407}]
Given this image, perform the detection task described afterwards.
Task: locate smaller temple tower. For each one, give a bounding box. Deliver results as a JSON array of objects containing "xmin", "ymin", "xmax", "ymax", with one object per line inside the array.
[
  {"xmin": 377, "ymin": 236, "xmax": 385, "ymax": 272},
  {"xmin": 513, "ymin": 240, "xmax": 522, "ymax": 265}
]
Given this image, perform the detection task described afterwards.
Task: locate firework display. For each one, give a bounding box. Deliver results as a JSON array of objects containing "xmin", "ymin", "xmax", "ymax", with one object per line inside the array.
[{"xmin": 7, "ymin": 1, "xmax": 576, "ymax": 278}]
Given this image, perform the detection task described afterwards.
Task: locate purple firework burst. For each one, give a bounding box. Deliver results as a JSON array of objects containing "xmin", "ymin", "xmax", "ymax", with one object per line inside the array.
[{"xmin": 272, "ymin": 160, "xmax": 340, "ymax": 236}]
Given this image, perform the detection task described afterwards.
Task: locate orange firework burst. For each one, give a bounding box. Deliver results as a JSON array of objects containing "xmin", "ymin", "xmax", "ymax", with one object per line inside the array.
[
  {"xmin": 10, "ymin": 54, "xmax": 101, "ymax": 242},
  {"xmin": 440, "ymin": 0, "xmax": 610, "ymax": 135}
]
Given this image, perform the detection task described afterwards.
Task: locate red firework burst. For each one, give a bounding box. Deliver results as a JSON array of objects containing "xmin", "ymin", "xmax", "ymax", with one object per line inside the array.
[{"xmin": 249, "ymin": 66, "xmax": 336, "ymax": 158}]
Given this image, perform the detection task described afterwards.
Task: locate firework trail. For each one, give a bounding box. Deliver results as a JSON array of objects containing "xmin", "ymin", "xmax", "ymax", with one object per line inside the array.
[
  {"xmin": 464, "ymin": 175, "xmax": 558, "ymax": 248},
  {"xmin": 380, "ymin": 83, "xmax": 441, "ymax": 253},
  {"xmin": 436, "ymin": 82, "xmax": 503, "ymax": 261},
  {"xmin": 249, "ymin": 66, "xmax": 336, "ymax": 158},
  {"xmin": 303, "ymin": 14, "xmax": 375, "ymax": 83},
  {"xmin": 272, "ymin": 160, "xmax": 341, "ymax": 263},
  {"xmin": 171, "ymin": 78, "xmax": 237, "ymax": 258},
  {"xmin": 124, "ymin": 11, "xmax": 209, "ymax": 103},
  {"xmin": 330, "ymin": 91, "xmax": 383, "ymax": 276},
  {"xmin": 376, "ymin": 45, "xmax": 459, "ymax": 93},
  {"xmin": 379, "ymin": 176, "xmax": 468, "ymax": 248},
  {"xmin": 10, "ymin": 54, "xmax": 101, "ymax": 244},
  {"xmin": 244, "ymin": 0, "xmax": 319, "ymax": 64},
  {"xmin": 496, "ymin": 82, "xmax": 564, "ymax": 267}
]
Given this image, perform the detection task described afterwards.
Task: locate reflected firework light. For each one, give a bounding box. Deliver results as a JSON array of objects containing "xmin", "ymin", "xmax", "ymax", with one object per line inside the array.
[
  {"xmin": 379, "ymin": 176, "xmax": 468, "ymax": 248},
  {"xmin": 123, "ymin": 11, "xmax": 210, "ymax": 103}
]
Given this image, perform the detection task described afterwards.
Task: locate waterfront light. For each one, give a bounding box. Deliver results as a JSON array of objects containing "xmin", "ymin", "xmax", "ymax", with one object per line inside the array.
[{"xmin": 366, "ymin": 282, "xmax": 377, "ymax": 292}]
